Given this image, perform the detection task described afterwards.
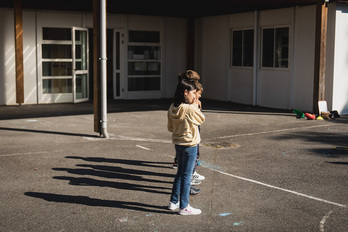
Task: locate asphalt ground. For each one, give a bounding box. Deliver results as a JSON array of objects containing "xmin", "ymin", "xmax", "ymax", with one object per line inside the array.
[{"xmin": 0, "ymin": 99, "xmax": 347, "ymax": 232}]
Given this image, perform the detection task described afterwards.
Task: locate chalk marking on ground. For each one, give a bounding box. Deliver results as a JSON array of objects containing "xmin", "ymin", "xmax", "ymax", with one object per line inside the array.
[
  {"xmin": 205, "ymin": 124, "xmax": 331, "ymax": 141},
  {"xmin": 0, "ymin": 151, "xmax": 47, "ymax": 157},
  {"xmin": 136, "ymin": 145, "xmax": 151, "ymax": 151},
  {"xmin": 320, "ymin": 210, "xmax": 333, "ymax": 232}
]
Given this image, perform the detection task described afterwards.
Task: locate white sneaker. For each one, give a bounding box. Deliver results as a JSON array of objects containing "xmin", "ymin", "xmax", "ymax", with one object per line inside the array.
[
  {"xmin": 191, "ymin": 179, "xmax": 201, "ymax": 185},
  {"xmin": 178, "ymin": 205, "xmax": 202, "ymax": 215},
  {"xmin": 192, "ymin": 171, "xmax": 205, "ymax": 181},
  {"xmin": 168, "ymin": 201, "xmax": 179, "ymax": 210}
]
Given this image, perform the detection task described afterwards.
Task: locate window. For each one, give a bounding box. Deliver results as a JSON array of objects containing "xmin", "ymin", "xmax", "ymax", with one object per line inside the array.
[
  {"xmin": 41, "ymin": 27, "xmax": 89, "ymax": 101},
  {"xmin": 262, "ymin": 27, "xmax": 289, "ymax": 68},
  {"xmin": 232, "ymin": 29, "xmax": 254, "ymax": 67},
  {"xmin": 41, "ymin": 27, "xmax": 73, "ymax": 94},
  {"xmin": 127, "ymin": 30, "xmax": 161, "ymax": 92}
]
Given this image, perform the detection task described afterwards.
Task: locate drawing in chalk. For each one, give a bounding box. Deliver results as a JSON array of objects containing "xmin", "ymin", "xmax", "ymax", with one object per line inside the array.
[
  {"xmin": 233, "ymin": 221, "xmax": 244, "ymax": 226},
  {"xmin": 199, "ymin": 160, "xmax": 223, "ymax": 172},
  {"xmin": 119, "ymin": 217, "xmax": 128, "ymax": 223},
  {"xmin": 219, "ymin": 213, "xmax": 232, "ymax": 216}
]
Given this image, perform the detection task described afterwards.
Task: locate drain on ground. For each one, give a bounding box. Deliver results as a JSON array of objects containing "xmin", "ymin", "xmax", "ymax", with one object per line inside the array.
[{"xmin": 204, "ymin": 142, "xmax": 240, "ymax": 148}]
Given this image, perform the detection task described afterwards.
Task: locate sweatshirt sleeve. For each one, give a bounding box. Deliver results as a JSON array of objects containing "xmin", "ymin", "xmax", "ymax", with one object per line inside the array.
[{"xmin": 186, "ymin": 105, "xmax": 205, "ymax": 126}]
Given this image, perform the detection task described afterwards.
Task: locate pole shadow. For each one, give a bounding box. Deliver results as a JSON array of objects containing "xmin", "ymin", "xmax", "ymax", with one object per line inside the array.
[{"xmin": 0, "ymin": 127, "xmax": 97, "ymax": 138}]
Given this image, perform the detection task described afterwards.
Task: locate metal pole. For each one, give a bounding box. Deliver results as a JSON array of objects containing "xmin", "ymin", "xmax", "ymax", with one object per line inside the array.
[{"xmin": 100, "ymin": 0, "xmax": 109, "ymax": 138}]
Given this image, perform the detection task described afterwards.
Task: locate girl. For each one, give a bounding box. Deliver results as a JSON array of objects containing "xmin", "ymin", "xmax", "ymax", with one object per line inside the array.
[
  {"xmin": 167, "ymin": 78, "xmax": 205, "ymax": 215},
  {"xmin": 172, "ymin": 70, "xmax": 200, "ymax": 169},
  {"xmin": 191, "ymin": 82, "xmax": 205, "ymax": 181}
]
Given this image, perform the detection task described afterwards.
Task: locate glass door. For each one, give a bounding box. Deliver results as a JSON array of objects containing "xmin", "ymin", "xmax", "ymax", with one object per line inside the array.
[
  {"xmin": 72, "ymin": 27, "xmax": 89, "ymax": 103},
  {"xmin": 113, "ymin": 30, "xmax": 125, "ymax": 99},
  {"xmin": 40, "ymin": 27, "xmax": 73, "ymax": 103}
]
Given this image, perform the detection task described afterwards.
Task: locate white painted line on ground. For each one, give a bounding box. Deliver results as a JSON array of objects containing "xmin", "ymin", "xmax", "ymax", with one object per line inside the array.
[
  {"xmin": 206, "ymin": 124, "xmax": 331, "ymax": 141},
  {"xmin": 136, "ymin": 145, "xmax": 151, "ymax": 151},
  {"xmin": 0, "ymin": 151, "xmax": 47, "ymax": 157},
  {"xmin": 167, "ymin": 153, "xmax": 347, "ymax": 208},
  {"xmin": 213, "ymin": 169, "xmax": 347, "ymax": 208}
]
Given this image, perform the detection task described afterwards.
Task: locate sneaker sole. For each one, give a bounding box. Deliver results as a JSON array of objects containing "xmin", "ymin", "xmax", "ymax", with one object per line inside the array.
[
  {"xmin": 178, "ymin": 211, "xmax": 202, "ymax": 215},
  {"xmin": 190, "ymin": 192, "xmax": 201, "ymax": 196},
  {"xmin": 191, "ymin": 182, "xmax": 201, "ymax": 185}
]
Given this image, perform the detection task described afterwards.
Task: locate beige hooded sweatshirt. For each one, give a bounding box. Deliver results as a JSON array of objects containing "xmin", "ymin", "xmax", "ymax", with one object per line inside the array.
[{"xmin": 167, "ymin": 103, "xmax": 205, "ymax": 147}]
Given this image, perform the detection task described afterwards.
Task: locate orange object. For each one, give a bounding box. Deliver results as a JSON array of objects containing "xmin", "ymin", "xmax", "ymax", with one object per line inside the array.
[{"xmin": 305, "ymin": 113, "xmax": 316, "ymax": 120}]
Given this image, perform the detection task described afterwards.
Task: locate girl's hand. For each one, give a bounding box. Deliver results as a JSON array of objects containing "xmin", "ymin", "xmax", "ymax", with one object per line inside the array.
[{"xmin": 196, "ymin": 99, "xmax": 202, "ymax": 109}]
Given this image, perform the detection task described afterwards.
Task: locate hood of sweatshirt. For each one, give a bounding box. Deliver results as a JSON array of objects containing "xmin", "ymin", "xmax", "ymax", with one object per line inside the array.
[{"xmin": 168, "ymin": 103, "xmax": 187, "ymax": 122}]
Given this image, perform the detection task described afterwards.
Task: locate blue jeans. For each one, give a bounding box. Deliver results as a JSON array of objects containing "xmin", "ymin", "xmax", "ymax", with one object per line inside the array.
[{"xmin": 170, "ymin": 145, "xmax": 197, "ymax": 209}]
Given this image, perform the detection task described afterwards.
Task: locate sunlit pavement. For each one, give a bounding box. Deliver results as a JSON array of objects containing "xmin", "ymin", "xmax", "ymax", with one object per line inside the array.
[{"xmin": 1, "ymin": 99, "xmax": 347, "ymax": 231}]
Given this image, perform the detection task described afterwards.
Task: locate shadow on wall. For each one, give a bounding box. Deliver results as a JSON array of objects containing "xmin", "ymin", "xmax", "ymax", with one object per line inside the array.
[{"xmin": 341, "ymin": 102, "xmax": 348, "ymax": 115}]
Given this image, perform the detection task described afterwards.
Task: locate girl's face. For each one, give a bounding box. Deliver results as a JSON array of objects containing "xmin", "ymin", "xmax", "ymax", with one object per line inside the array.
[
  {"xmin": 184, "ymin": 89, "xmax": 197, "ymax": 104},
  {"xmin": 196, "ymin": 90, "xmax": 202, "ymax": 99}
]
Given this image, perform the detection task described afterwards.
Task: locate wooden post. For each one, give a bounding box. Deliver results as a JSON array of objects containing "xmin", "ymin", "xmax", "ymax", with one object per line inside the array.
[
  {"xmin": 14, "ymin": 0, "xmax": 24, "ymax": 104},
  {"xmin": 313, "ymin": 2, "xmax": 328, "ymax": 114},
  {"xmin": 93, "ymin": 0, "xmax": 101, "ymax": 134},
  {"xmin": 186, "ymin": 17, "xmax": 195, "ymax": 70}
]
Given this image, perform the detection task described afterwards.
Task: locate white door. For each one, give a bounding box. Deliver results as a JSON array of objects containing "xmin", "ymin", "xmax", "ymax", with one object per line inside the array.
[
  {"xmin": 72, "ymin": 27, "xmax": 89, "ymax": 103},
  {"xmin": 113, "ymin": 30, "xmax": 125, "ymax": 99}
]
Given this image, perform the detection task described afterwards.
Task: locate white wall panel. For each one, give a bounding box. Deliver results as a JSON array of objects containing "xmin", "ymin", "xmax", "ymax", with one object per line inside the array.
[
  {"xmin": 257, "ymin": 8, "xmax": 294, "ymax": 109},
  {"xmin": 23, "ymin": 10, "xmax": 38, "ymax": 104},
  {"xmin": 201, "ymin": 15, "xmax": 230, "ymax": 101},
  {"xmin": 292, "ymin": 5, "xmax": 316, "ymax": 112},
  {"xmin": 0, "ymin": 8, "xmax": 16, "ymax": 105},
  {"xmin": 229, "ymin": 12, "xmax": 255, "ymax": 105},
  {"xmin": 163, "ymin": 17, "xmax": 186, "ymax": 98},
  {"xmin": 332, "ymin": 3, "xmax": 348, "ymax": 114},
  {"xmin": 229, "ymin": 68, "xmax": 254, "ymax": 104}
]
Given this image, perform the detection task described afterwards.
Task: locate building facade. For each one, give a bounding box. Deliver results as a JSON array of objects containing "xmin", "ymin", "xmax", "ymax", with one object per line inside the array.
[{"xmin": 0, "ymin": 2, "xmax": 347, "ymax": 114}]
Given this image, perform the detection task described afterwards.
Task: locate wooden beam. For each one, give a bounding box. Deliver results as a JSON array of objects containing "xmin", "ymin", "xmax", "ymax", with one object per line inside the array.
[
  {"xmin": 313, "ymin": 1, "xmax": 327, "ymax": 114},
  {"xmin": 93, "ymin": 0, "xmax": 101, "ymax": 134},
  {"xmin": 14, "ymin": 0, "xmax": 24, "ymax": 104},
  {"xmin": 186, "ymin": 17, "xmax": 195, "ymax": 70}
]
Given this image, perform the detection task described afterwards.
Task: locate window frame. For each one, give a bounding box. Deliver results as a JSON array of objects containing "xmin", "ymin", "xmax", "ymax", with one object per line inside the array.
[
  {"xmin": 261, "ymin": 26, "xmax": 290, "ymax": 69},
  {"xmin": 41, "ymin": 28, "xmax": 74, "ymax": 95},
  {"xmin": 231, "ymin": 28, "xmax": 255, "ymax": 68},
  {"xmin": 127, "ymin": 30, "xmax": 162, "ymax": 93}
]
